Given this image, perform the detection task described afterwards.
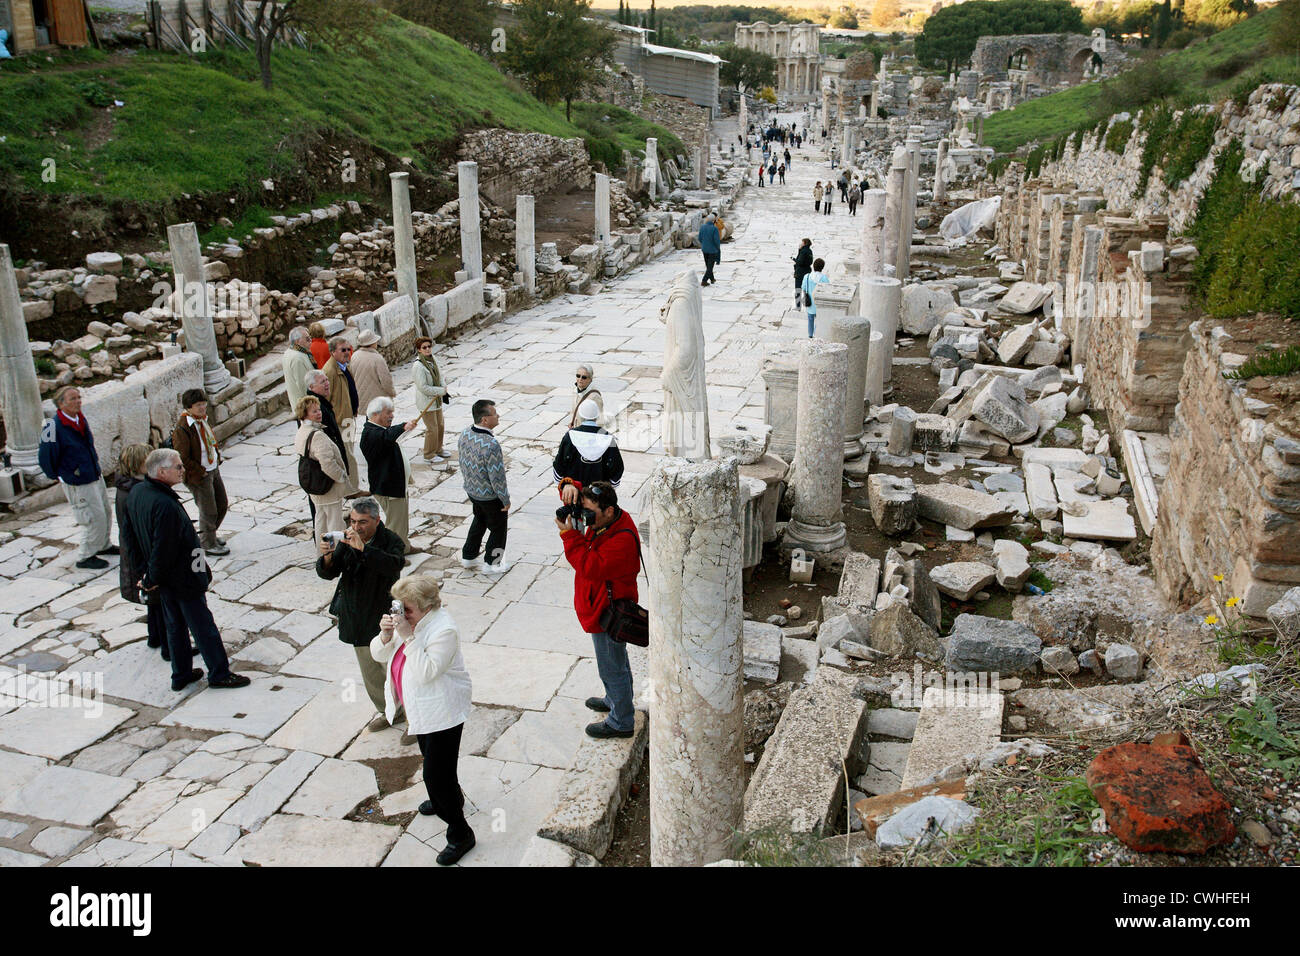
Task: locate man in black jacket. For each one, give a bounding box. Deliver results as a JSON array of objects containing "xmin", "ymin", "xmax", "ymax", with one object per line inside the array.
[
  {"xmin": 553, "ymin": 398, "xmax": 625, "ymax": 508},
  {"xmin": 124, "ymin": 449, "xmax": 249, "ymax": 692},
  {"xmin": 316, "ymin": 496, "xmax": 406, "ymax": 730},
  {"xmin": 360, "ymin": 397, "xmax": 417, "ymax": 551},
  {"xmin": 793, "ymin": 238, "xmax": 813, "ymax": 308}
]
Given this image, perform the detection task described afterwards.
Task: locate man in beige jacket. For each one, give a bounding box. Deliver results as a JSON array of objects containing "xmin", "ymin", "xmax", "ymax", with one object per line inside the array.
[{"xmin": 350, "ymin": 330, "xmax": 395, "ymax": 425}]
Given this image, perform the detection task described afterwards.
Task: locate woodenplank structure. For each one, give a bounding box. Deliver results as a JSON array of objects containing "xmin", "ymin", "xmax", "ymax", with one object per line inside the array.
[
  {"xmin": 3, "ymin": 0, "xmax": 92, "ymax": 53},
  {"xmin": 146, "ymin": 0, "xmax": 306, "ymax": 55}
]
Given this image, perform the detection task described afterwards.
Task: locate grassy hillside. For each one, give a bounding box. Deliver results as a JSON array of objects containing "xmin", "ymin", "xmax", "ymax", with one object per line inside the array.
[
  {"xmin": 983, "ymin": 8, "xmax": 1300, "ymax": 153},
  {"xmin": 0, "ymin": 13, "xmax": 680, "ymax": 205}
]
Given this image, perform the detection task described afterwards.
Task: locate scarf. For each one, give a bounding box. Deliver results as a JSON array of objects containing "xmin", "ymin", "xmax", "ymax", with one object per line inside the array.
[
  {"xmin": 57, "ymin": 410, "xmax": 87, "ymax": 435},
  {"xmin": 187, "ymin": 415, "xmax": 218, "ymax": 465},
  {"xmin": 418, "ymin": 354, "xmax": 442, "ymax": 389}
]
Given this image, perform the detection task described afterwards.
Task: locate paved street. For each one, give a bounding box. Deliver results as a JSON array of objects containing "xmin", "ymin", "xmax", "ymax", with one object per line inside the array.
[{"xmin": 0, "ymin": 115, "xmax": 869, "ymax": 866}]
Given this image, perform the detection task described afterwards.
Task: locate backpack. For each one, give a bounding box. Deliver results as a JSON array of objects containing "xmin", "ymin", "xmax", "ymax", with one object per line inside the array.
[{"xmin": 298, "ymin": 431, "xmax": 335, "ymax": 496}]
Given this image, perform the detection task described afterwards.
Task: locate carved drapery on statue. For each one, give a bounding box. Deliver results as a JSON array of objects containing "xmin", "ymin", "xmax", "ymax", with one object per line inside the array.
[{"xmin": 659, "ymin": 271, "xmax": 711, "ymax": 461}]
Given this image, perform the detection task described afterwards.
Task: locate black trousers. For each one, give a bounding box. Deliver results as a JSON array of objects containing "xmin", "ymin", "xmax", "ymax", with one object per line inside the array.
[
  {"xmin": 418, "ymin": 723, "xmax": 472, "ymax": 843},
  {"xmin": 160, "ymin": 588, "xmax": 232, "ymax": 684},
  {"xmin": 464, "ymin": 496, "xmax": 508, "ymax": 566},
  {"xmin": 702, "ymin": 252, "xmax": 719, "ymax": 282}
]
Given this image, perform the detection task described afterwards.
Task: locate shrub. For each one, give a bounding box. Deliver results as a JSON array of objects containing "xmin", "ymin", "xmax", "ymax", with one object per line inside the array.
[
  {"xmin": 1136, "ymin": 106, "xmax": 1174, "ymax": 194},
  {"xmin": 1024, "ymin": 143, "xmax": 1048, "ymax": 177},
  {"xmin": 1104, "ymin": 118, "xmax": 1134, "ymax": 153},
  {"xmin": 1163, "ymin": 110, "xmax": 1219, "ymax": 188},
  {"xmin": 1071, "ymin": 126, "xmax": 1087, "ymax": 152},
  {"xmin": 1207, "ymin": 51, "xmax": 1253, "ymax": 81},
  {"xmin": 1224, "ymin": 345, "xmax": 1300, "ymax": 380},
  {"xmin": 75, "ymin": 79, "xmax": 114, "ymax": 108},
  {"xmin": 1202, "ymin": 198, "xmax": 1300, "ymax": 317}
]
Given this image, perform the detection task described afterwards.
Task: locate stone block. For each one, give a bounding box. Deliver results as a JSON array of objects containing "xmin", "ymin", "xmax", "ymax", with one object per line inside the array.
[
  {"xmin": 837, "ymin": 552, "xmax": 881, "ymax": 612},
  {"xmin": 992, "ymin": 539, "xmax": 1031, "ymax": 592},
  {"xmin": 372, "ymin": 295, "xmax": 415, "ymax": 349},
  {"xmin": 944, "ymin": 613, "xmax": 1041, "ymax": 674},
  {"xmin": 901, "ymin": 685, "xmax": 1003, "ymax": 790},
  {"xmin": 1040, "ymin": 645, "xmax": 1079, "ymax": 675},
  {"xmin": 930, "ymin": 561, "xmax": 997, "ymax": 601},
  {"xmin": 743, "ymin": 621, "xmax": 783, "ymax": 684},
  {"xmin": 1266, "ymin": 588, "xmax": 1300, "ymax": 641},
  {"xmin": 901, "ymin": 285, "xmax": 957, "ymax": 336},
  {"xmin": 446, "ymin": 277, "xmax": 486, "ymax": 329},
  {"xmin": 867, "ymin": 603, "xmax": 942, "ymax": 660},
  {"xmin": 1104, "ymin": 643, "xmax": 1142, "ymax": 682},
  {"xmin": 970, "ymin": 374, "xmax": 1039, "ymax": 444},
  {"xmin": 915, "ymin": 482, "xmax": 1016, "ymax": 530},
  {"xmin": 876, "ymin": 795, "xmax": 979, "ymax": 848},
  {"xmin": 868, "ymin": 474, "xmax": 917, "ymax": 534}
]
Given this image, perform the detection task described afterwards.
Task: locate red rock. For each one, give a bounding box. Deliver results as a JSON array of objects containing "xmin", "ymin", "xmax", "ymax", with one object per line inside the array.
[{"xmin": 1087, "ymin": 742, "xmax": 1236, "ymax": 855}]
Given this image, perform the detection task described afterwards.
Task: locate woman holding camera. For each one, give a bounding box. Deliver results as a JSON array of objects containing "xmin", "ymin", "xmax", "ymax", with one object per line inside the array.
[
  {"xmin": 374, "ymin": 574, "xmax": 475, "ymax": 866},
  {"xmin": 294, "ymin": 394, "xmax": 348, "ymax": 548}
]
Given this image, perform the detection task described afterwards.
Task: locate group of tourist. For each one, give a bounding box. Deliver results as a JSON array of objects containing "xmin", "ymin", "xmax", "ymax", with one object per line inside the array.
[{"xmin": 812, "ymin": 171, "xmax": 865, "ymax": 216}]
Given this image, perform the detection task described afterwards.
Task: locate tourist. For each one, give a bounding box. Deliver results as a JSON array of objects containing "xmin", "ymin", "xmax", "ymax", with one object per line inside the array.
[
  {"xmin": 457, "ymin": 400, "xmax": 510, "ymax": 573},
  {"xmin": 570, "ymin": 365, "xmax": 603, "ymax": 428},
  {"xmin": 556, "ymin": 480, "xmax": 642, "ymax": 740},
  {"xmin": 767, "ymin": 160, "xmax": 776, "ymax": 185},
  {"xmin": 698, "ymin": 212, "xmax": 721, "ymax": 287},
  {"xmin": 778, "ymin": 161, "xmax": 786, "ymax": 184},
  {"xmin": 756, "ymin": 161, "xmax": 765, "ymax": 187},
  {"xmin": 126, "ymin": 448, "xmax": 249, "ymax": 692},
  {"xmin": 172, "ymin": 388, "xmax": 229, "ymax": 556},
  {"xmin": 848, "ymin": 181, "xmax": 862, "ymax": 216},
  {"xmin": 294, "ymin": 394, "xmax": 348, "ymax": 547},
  {"xmin": 322, "ymin": 336, "xmax": 359, "ymax": 429},
  {"xmin": 823, "ymin": 181, "xmax": 835, "ymax": 215},
  {"xmin": 801, "ymin": 256, "xmax": 830, "ymax": 338},
  {"xmin": 830, "ymin": 145, "xmax": 839, "ymax": 168},
  {"xmin": 316, "ymin": 496, "xmax": 406, "ymax": 729},
  {"xmin": 412, "ymin": 336, "xmax": 449, "ymax": 465},
  {"xmin": 307, "ymin": 369, "xmax": 360, "ymax": 497},
  {"xmin": 553, "ymin": 399, "xmax": 625, "ymax": 507},
  {"xmin": 793, "ymin": 238, "xmax": 813, "ymax": 307},
  {"xmin": 38, "ymin": 386, "xmax": 116, "ymax": 570},
  {"xmin": 784, "ymin": 147, "xmax": 791, "ymax": 169},
  {"xmin": 839, "ymin": 171, "xmax": 850, "ymax": 202},
  {"xmin": 308, "ymin": 322, "xmax": 331, "ymax": 369},
  {"xmin": 360, "ymin": 396, "xmax": 417, "ymax": 551},
  {"xmin": 115, "ymin": 443, "xmax": 177, "ymax": 663},
  {"xmin": 283, "ymin": 326, "xmax": 315, "ymax": 411},
  {"xmin": 813, "ymin": 181, "xmax": 823, "ymax": 213},
  {"xmin": 350, "ymin": 330, "xmax": 395, "ymax": 427},
  {"xmin": 374, "ymin": 574, "xmax": 475, "ymax": 865}
]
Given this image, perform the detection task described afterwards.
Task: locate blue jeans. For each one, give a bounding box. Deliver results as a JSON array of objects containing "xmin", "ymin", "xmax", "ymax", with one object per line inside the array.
[
  {"xmin": 591, "ymin": 631, "xmax": 635, "ymax": 732},
  {"xmin": 807, "ymin": 311, "xmax": 817, "ymax": 338}
]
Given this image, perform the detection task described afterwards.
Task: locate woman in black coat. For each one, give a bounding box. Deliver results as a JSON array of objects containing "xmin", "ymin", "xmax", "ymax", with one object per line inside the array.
[
  {"xmin": 793, "ymin": 238, "xmax": 814, "ymax": 306},
  {"xmin": 115, "ymin": 444, "xmax": 178, "ymax": 660}
]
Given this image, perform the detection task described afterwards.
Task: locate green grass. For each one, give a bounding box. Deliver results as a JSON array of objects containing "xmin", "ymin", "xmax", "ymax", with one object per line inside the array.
[
  {"xmin": 568, "ymin": 103, "xmax": 685, "ymax": 172},
  {"xmin": 0, "ymin": 14, "xmax": 677, "ymax": 208},
  {"xmin": 1225, "ymin": 344, "xmax": 1300, "ymax": 379},
  {"xmin": 983, "ymin": 8, "xmax": 1300, "ymax": 153}
]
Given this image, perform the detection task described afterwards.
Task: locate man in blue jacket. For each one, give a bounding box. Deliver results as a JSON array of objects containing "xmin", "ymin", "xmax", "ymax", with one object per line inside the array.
[
  {"xmin": 38, "ymin": 387, "xmax": 117, "ymax": 570},
  {"xmin": 698, "ymin": 213, "xmax": 721, "ymax": 287}
]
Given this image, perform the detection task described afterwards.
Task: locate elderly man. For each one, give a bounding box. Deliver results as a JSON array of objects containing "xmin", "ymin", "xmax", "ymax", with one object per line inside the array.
[
  {"xmin": 458, "ymin": 399, "xmax": 510, "ymax": 573},
  {"xmin": 283, "ymin": 326, "xmax": 316, "ymax": 411},
  {"xmin": 569, "ymin": 365, "xmax": 603, "ymax": 428},
  {"xmin": 360, "ymin": 396, "xmax": 417, "ymax": 550},
  {"xmin": 38, "ymin": 386, "xmax": 117, "ymax": 570},
  {"xmin": 172, "ymin": 388, "xmax": 229, "ymax": 556},
  {"xmin": 307, "ymin": 370, "xmax": 360, "ymax": 498},
  {"xmin": 316, "ymin": 496, "xmax": 406, "ymax": 729},
  {"xmin": 350, "ymin": 330, "xmax": 395, "ymax": 426},
  {"xmin": 697, "ymin": 212, "xmax": 721, "ymax": 287},
  {"xmin": 125, "ymin": 449, "xmax": 249, "ymax": 692},
  {"xmin": 321, "ymin": 336, "xmax": 359, "ymax": 427}
]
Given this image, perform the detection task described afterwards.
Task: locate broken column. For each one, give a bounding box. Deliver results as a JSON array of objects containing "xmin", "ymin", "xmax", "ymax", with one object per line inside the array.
[
  {"xmin": 693, "ymin": 145, "xmax": 706, "ymax": 189},
  {"xmin": 594, "ymin": 173, "xmax": 611, "ymax": 247},
  {"xmin": 457, "ymin": 161, "xmax": 483, "ymax": 280},
  {"xmin": 645, "ymin": 137, "xmax": 658, "ymax": 201},
  {"xmin": 516, "ymin": 194, "xmax": 535, "ymax": 296},
  {"xmin": 933, "ymin": 139, "xmax": 949, "ymax": 203},
  {"xmin": 0, "ymin": 244, "xmax": 44, "ymax": 472},
  {"xmin": 784, "ymin": 341, "xmax": 848, "ymax": 560},
  {"xmin": 647, "ymin": 455, "xmax": 745, "ymax": 867},
  {"xmin": 897, "ymin": 130, "xmax": 922, "ymax": 280},
  {"xmin": 828, "ymin": 314, "xmax": 870, "ymax": 460},
  {"xmin": 390, "ymin": 172, "xmax": 419, "ymax": 321},
  {"xmin": 882, "ymin": 146, "xmax": 908, "ymax": 279},
  {"xmin": 863, "ymin": 275, "xmax": 901, "ymax": 397},
  {"xmin": 166, "ymin": 222, "xmax": 231, "ymax": 393},
  {"xmin": 859, "ymin": 188, "xmax": 888, "ymax": 284}
]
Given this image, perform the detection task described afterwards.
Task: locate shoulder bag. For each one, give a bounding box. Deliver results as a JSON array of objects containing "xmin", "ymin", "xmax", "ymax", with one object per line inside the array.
[
  {"xmin": 597, "ymin": 528, "xmax": 649, "ymax": 647},
  {"xmin": 298, "ymin": 431, "xmax": 335, "ymax": 496}
]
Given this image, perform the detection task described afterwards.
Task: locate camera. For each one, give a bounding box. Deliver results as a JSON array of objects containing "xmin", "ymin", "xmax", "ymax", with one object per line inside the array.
[
  {"xmin": 390, "ymin": 599, "xmax": 403, "ymax": 619},
  {"xmin": 322, "ymin": 530, "xmax": 345, "ymax": 547},
  {"xmin": 556, "ymin": 502, "xmax": 596, "ymax": 531}
]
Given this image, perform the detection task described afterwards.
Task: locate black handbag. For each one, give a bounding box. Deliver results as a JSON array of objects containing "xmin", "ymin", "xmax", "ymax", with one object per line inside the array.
[
  {"xmin": 298, "ymin": 431, "xmax": 335, "ymax": 495},
  {"xmin": 597, "ymin": 529, "xmax": 649, "ymax": 647}
]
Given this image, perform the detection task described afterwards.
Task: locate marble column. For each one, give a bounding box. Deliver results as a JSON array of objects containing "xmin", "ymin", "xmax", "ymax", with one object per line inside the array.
[
  {"xmin": 863, "ymin": 276, "xmax": 901, "ymax": 393},
  {"xmin": 828, "ymin": 314, "xmax": 870, "ymax": 460},
  {"xmin": 976, "ymin": 113, "xmax": 985, "ymax": 145},
  {"xmin": 783, "ymin": 341, "xmax": 848, "ymax": 560},
  {"xmin": 0, "ymin": 244, "xmax": 44, "ymax": 472},
  {"xmin": 645, "ymin": 138, "xmax": 658, "ymax": 201},
  {"xmin": 515, "ymin": 194, "xmax": 535, "ymax": 296},
  {"xmin": 821, "ymin": 90, "xmax": 829, "ymax": 131},
  {"xmin": 882, "ymin": 146, "xmax": 908, "ymax": 279},
  {"xmin": 693, "ymin": 146, "xmax": 706, "ymax": 189},
  {"xmin": 864, "ymin": 329, "xmax": 886, "ymax": 408},
  {"xmin": 934, "ymin": 139, "xmax": 949, "ymax": 203},
  {"xmin": 897, "ymin": 133, "xmax": 921, "ymax": 280},
  {"xmin": 594, "ymin": 173, "xmax": 611, "ymax": 246},
  {"xmin": 738, "ymin": 86, "xmax": 747, "ymax": 136},
  {"xmin": 457, "ymin": 161, "xmax": 483, "ymax": 280},
  {"xmin": 648, "ymin": 455, "xmax": 745, "ymax": 867},
  {"xmin": 167, "ymin": 222, "xmax": 231, "ymax": 393},
  {"xmin": 761, "ymin": 348, "xmax": 800, "ymax": 462},
  {"xmin": 860, "ymin": 188, "xmax": 888, "ymax": 291},
  {"xmin": 390, "ymin": 172, "xmax": 419, "ymax": 321}
]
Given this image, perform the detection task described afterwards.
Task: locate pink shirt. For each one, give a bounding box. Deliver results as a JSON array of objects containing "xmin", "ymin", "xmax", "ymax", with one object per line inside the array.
[{"xmin": 390, "ymin": 643, "xmax": 407, "ymax": 706}]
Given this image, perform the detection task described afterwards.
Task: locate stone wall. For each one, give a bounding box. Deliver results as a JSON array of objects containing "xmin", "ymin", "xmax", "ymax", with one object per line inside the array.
[
  {"xmin": 1151, "ymin": 322, "xmax": 1300, "ymax": 617},
  {"xmin": 457, "ymin": 130, "xmax": 593, "ymax": 209}
]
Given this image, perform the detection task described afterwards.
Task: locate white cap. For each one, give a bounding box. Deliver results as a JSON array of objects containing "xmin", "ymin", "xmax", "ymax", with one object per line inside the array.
[{"xmin": 578, "ymin": 399, "xmax": 600, "ymax": 422}]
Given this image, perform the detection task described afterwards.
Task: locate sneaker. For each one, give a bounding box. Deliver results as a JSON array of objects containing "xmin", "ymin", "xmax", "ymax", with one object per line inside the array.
[
  {"xmin": 459, "ymin": 556, "xmax": 484, "ymax": 572},
  {"xmin": 172, "ymin": 668, "xmax": 204, "ymax": 691},
  {"xmin": 436, "ymin": 832, "xmax": 476, "ymax": 866},
  {"xmin": 204, "ymin": 543, "xmax": 231, "ymax": 556},
  {"xmin": 425, "ymin": 455, "xmax": 446, "ymax": 464},
  {"xmin": 208, "ymin": 673, "xmax": 251, "ymax": 689},
  {"xmin": 584, "ymin": 697, "xmax": 611, "ymax": 713},
  {"xmin": 585, "ymin": 720, "xmax": 634, "ymax": 739},
  {"xmin": 483, "ymin": 561, "xmax": 510, "ymax": 576},
  {"xmin": 75, "ymin": 556, "xmax": 109, "ymax": 570}
]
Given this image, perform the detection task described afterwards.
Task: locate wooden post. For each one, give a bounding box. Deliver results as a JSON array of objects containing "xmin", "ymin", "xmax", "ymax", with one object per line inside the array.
[{"xmin": 202, "ymin": 0, "xmax": 212, "ymax": 46}]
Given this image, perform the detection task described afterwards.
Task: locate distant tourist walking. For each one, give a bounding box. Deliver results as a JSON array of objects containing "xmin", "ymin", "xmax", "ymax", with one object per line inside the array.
[
  {"xmin": 295, "ymin": 394, "xmax": 348, "ymax": 547},
  {"xmin": 570, "ymin": 365, "xmax": 604, "ymax": 428},
  {"xmin": 793, "ymin": 238, "xmax": 813, "ymax": 306},
  {"xmin": 38, "ymin": 386, "xmax": 116, "ymax": 570},
  {"xmin": 349, "ymin": 330, "xmax": 395, "ymax": 428},
  {"xmin": 115, "ymin": 443, "xmax": 176, "ymax": 663},
  {"xmin": 813, "ymin": 181, "xmax": 823, "ymax": 213},
  {"xmin": 308, "ymin": 322, "xmax": 331, "ymax": 369},
  {"xmin": 848, "ymin": 182, "xmax": 862, "ymax": 215},
  {"xmin": 801, "ymin": 257, "xmax": 829, "ymax": 338},
  {"xmin": 698, "ymin": 212, "xmax": 721, "ymax": 286}
]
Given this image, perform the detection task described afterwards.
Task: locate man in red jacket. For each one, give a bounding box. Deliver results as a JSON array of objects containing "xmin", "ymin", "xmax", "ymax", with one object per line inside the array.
[{"xmin": 556, "ymin": 480, "xmax": 641, "ymax": 739}]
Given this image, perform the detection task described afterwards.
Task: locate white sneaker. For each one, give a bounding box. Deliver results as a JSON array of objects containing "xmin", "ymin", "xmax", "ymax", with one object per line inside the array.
[
  {"xmin": 425, "ymin": 455, "xmax": 446, "ymax": 464},
  {"xmin": 483, "ymin": 561, "xmax": 510, "ymax": 575},
  {"xmin": 459, "ymin": 556, "xmax": 484, "ymax": 572}
]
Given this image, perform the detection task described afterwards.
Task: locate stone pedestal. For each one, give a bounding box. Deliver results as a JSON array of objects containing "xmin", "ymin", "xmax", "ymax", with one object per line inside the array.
[
  {"xmin": 166, "ymin": 222, "xmax": 231, "ymax": 393},
  {"xmin": 648, "ymin": 456, "xmax": 745, "ymax": 867},
  {"xmin": 0, "ymin": 244, "xmax": 44, "ymax": 472},
  {"xmin": 934, "ymin": 139, "xmax": 949, "ymax": 203},
  {"xmin": 882, "ymin": 147, "xmax": 908, "ymax": 280},
  {"xmin": 457, "ymin": 161, "xmax": 483, "ymax": 280},
  {"xmin": 761, "ymin": 347, "xmax": 800, "ymax": 462},
  {"xmin": 390, "ymin": 173, "xmax": 419, "ymax": 323},
  {"xmin": 863, "ymin": 276, "xmax": 901, "ymax": 392},
  {"xmin": 594, "ymin": 173, "xmax": 611, "ymax": 246},
  {"xmin": 645, "ymin": 138, "xmax": 658, "ymax": 201},
  {"xmin": 828, "ymin": 314, "xmax": 871, "ymax": 460},
  {"xmin": 516, "ymin": 194, "xmax": 536, "ymax": 296},
  {"xmin": 810, "ymin": 281, "xmax": 857, "ymax": 337},
  {"xmin": 784, "ymin": 341, "xmax": 848, "ymax": 562},
  {"xmin": 860, "ymin": 188, "xmax": 888, "ymax": 291}
]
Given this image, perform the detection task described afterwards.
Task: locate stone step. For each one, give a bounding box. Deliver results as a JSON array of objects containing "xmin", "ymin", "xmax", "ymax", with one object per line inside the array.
[{"xmin": 900, "ymin": 685, "xmax": 1003, "ymax": 790}]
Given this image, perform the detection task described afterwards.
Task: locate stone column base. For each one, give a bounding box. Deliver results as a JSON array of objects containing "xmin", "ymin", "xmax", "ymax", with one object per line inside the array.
[
  {"xmin": 782, "ymin": 518, "xmax": 848, "ymax": 568},
  {"xmin": 844, "ymin": 435, "xmax": 866, "ymax": 461}
]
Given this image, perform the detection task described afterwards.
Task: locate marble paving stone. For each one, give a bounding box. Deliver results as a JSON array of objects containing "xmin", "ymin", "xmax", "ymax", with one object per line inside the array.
[
  {"xmin": 219, "ymin": 749, "xmax": 323, "ymax": 832},
  {"xmin": 161, "ymin": 675, "xmax": 326, "ymax": 737},
  {"xmin": 0, "ymin": 819, "xmax": 28, "ymax": 839},
  {"xmin": 185, "ymin": 821, "xmax": 241, "ymax": 860},
  {"xmin": 477, "ymin": 602, "xmax": 595, "ymax": 658},
  {"xmin": 95, "ymin": 641, "xmax": 203, "ymax": 708},
  {"xmin": 0, "ymin": 847, "xmax": 46, "ymax": 866},
  {"xmin": 30, "ymin": 825, "xmax": 93, "ymax": 858},
  {"xmin": 100, "ymin": 621, "xmax": 151, "ymax": 649},
  {"xmin": 1, "ymin": 765, "xmax": 137, "ymax": 826},
  {"xmin": 381, "ymin": 832, "xmax": 444, "ymax": 866},
  {"xmin": 282, "ymin": 758, "xmax": 378, "ymax": 818},
  {"xmin": 463, "ymin": 704, "xmax": 523, "ymax": 757},
  {"xmin": 242, "ymin": 566, "xmax": 338, "ymax": 613},
  {"xmin": 440, "ymin": 594, "xmax": 508, "ymax": 643},
  {"xmin": 167, "ymin": 751, "xmax": 245, "ymax": 783},
  {"xmin": 280, "ymin": 633, "xmax": 354, "ymax": 683},
  {"xmin": 555, "ymin": 652, "xmax": 649, "ymax": 706},
  {"xmin": 59, "ymin": 837, "xmax": 168, "ymax": 868},
  {"xmin": 485, "ymin": 696, "xmax": 590, "ymax": 769},
  {"xmin": 0, "ymin": 577, "xmax": 76, "ymax": 615},
  {"xmin": 459, "ymin": 642, "xmax": 577, "ymax": 711},
  {"xmin": 339, "ymin": 723, "xmax": 414, "ymax": 762},
  {"xmin": 264, "ymin": 610, "xmax": 333, "ymax": 647},
  {"xmin": 231, "ymin": 813, "xmax": 399, "ymax": 867},
  {"xmin": 267, "ymin": 684, "xmax": 373, "ymax": 757},
  {"xmin": 138, "ymin": 788, "xmax": 244, "ymax": 848},
  {"xmin": 0, "ymin": 750, "xmax": 50, "ymax": 804},
  {"xmin": 0, "ymin": 695, "xmax": 134, "ymax": 760}
]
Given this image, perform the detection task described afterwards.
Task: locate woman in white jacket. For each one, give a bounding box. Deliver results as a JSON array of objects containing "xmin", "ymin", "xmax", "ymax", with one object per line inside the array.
[
  {"xmin": 373, "ymin": 573, "xmax": 475, "ymax": 865},
  {"xmin": 293, "ymin": 395, "xmax": 348, "ymax": 547}
]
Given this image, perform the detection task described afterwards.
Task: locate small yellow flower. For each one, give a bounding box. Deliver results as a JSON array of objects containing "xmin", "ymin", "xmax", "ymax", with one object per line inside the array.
[
  {"xmin": 1226, "ymin": 597, "xmax": 1241, "ymax": 608},
  {"xmin": 1205, "ymin": 615, "xmax": 1219, "ymax": 626},
  {"xmin": 1213, "ymin": 574, "xmax": 1224, "ymax": 583}
]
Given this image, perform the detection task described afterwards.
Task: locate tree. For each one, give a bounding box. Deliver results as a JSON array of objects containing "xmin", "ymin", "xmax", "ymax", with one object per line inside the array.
[
  {"xmin": 830, "ymin": 9, "xmax": 859, "ymax": 28},
  {"xmin": 871, "ymin": 0, "xmax": 901, "ymax": 28},
  {"xmin": 249, "ymin": 0, "xmax": 381, "ymax": 90},
  {"xmin": 715, "ymin": 42, "xmax": 778, "ymax": 90},
  {"xmin": 503, "ymin": 0, "xmax": 618, "ymax": 121},
  {"xmin": 915, "ymin": 0, "xmax": 1084, "ymax": 71},
  {"xmin": 382, "ymin": 0, "xmax": 494, "ymax": 52},
  {"xmin": 1271, "ymin": 0, "xmax": 1300, "ymax": 55}
]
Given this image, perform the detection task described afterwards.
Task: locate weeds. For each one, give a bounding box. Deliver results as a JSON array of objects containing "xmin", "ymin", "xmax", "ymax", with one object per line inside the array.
[
  {"xmin": 731, "ymin": 824, "xmax": 836, "ymax": 867},
  {"xmin": 1225, "ymin": 696, "xmax": 1300, "ymax": 772},
  {"xmin": 1224, "ymin": 344, "xmax": 1300, "ymax": 380}
]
